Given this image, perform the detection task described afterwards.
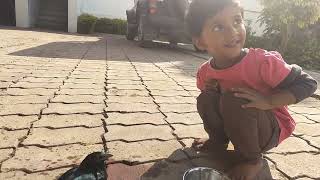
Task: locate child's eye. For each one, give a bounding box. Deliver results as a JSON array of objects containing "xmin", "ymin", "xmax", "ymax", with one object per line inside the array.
[{"xmin": 212, "ymin": 25, "xmax": 224, "ymax": 32}]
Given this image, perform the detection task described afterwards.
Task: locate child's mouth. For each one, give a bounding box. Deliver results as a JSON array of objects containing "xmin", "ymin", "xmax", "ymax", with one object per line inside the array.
[{"xmin": 224, "ymin": 40, "xmax": 241, "ymax": 48}]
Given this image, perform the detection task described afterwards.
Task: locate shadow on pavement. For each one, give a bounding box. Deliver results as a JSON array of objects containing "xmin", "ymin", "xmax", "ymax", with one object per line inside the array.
[{"xmin": 106, "ymin": 148, "xmax": 273, "ymax": 180}]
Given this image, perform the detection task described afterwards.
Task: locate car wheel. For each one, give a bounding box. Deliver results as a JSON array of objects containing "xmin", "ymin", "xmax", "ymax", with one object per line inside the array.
[
  {"xmin": 137, "ymin": 16, "xmax": 152, "ymax": 48},
  {"xmin": 126, "ymin": 23, "xmax": 136, "ymax": 40}
]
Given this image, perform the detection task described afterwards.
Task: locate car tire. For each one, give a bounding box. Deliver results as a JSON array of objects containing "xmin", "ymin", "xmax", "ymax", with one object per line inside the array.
[
  {"xmin": 126, "ymin": 23, "xmax": 136, "ymax": 40},
  {"xmin": 137, "ymin": 16, "xmax": 152, "ymax": 48}
]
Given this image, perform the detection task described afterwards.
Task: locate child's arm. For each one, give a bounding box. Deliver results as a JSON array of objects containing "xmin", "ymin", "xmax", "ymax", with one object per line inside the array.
[
  {"xmin": 276, "ymin": 65, "xmax": 317, "ymax": 103},
  {"xmin": 233, "ymin": 65, "xmax": 317, "ymax": 110}
]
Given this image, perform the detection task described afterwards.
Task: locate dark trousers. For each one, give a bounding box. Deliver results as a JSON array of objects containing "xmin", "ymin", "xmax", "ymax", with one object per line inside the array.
[{"xmin": 197, "ymin": 91, "xmax": 280, "ymax": 162}]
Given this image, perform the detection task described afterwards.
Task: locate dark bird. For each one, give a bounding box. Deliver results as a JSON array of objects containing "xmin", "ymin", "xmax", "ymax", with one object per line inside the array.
[{"xmin": 58, "ymin": 152, "xmax": 112, "ymax": 180}]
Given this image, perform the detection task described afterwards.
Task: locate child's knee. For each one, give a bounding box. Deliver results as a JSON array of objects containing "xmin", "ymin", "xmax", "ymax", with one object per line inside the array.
[
  {"xmin": 196, "ymin": 91, "xmax": 219, "ymax": 108},
  {"xmin": 220, "ymin": 91, "xmax": 250, "ymax": 114}
]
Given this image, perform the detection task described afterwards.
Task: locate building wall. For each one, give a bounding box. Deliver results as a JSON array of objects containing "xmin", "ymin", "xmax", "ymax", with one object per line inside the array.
[
  {"xmin": 28, "ymin": 0, "xmax": 40, "ymax": 27},
  {"xmin": 68, "ymin": 0, "xmax": 78, "ymax": 32},
  {"xmin": 15, "ymin": 0, "xmax": 30, "ymax": 28}
]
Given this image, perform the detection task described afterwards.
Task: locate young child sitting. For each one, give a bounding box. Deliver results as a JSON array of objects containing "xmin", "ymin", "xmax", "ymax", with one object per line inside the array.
[{"xmin": 185, "ymin": 0, "xmax": 318, "ymax": 179}]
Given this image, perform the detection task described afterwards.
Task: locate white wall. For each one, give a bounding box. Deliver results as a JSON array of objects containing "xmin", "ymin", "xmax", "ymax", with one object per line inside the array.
[
  {"xmin": 28, "ymin": 0, "xmax": 40, "ymax": 27},
  {"xmin": 77, "ymin": 0, "xmax": 134, "ymax": 19},
  {"xmin": 68, "ymin": 0, "xmax": 78, "ymax": 32},
  {"xmin": 15, "ymin": 0, "xmax": 30, "ymax": 28}
]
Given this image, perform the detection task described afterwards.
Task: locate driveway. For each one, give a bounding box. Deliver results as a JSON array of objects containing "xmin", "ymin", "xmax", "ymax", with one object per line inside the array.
[{"xmin": 0, "ymin": 27, "xmax": 320, "ymax": 179}]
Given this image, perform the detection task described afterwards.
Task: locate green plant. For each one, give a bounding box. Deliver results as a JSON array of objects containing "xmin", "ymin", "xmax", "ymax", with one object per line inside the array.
[
  {"xmin": 77, "ymin": 13, "xmax": 98, "ymax": 34},
  {"xmin": 284, "ymin": 37, "xmax": 320, "ymax": 70},
  {"xmin": 95, "ymin": 18, "xmax": 113, "ymax": 33},
  {"xmin": 258, "ymin": 0, "xmax": 320, "ymax": 53},
  {"xmin": 95, "ymin": 18, "xmax": 127, "ymax": 35},
  {"xmin": 111, "ymin": 19, "xmax": 127, "ymax": 35},
  {"xmin": 244, "ymin": 20, "xmax": 267, "ymax": 49}
]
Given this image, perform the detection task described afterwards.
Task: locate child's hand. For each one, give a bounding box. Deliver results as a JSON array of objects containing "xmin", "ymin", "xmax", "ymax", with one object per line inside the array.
[
  {"xmin": 205, "ymin": 79, "xmax": 219, "ymax": 92},
  {"xmin": 232, "ymin": 87, "xmax": 273, "ymax": 110}
]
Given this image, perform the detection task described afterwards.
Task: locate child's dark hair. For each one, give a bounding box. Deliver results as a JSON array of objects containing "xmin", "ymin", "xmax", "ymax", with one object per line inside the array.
[{"xmin": 185, "ymin": 0, "xmax": 244, "ymax": 38}]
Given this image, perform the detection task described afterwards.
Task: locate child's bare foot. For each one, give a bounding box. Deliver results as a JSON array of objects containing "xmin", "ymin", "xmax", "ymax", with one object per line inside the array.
[
  {"xmin": 227, "ymin": 158, "xmax": 263, "ymax": 180},
  {"xmin": 192, "ymin": 138, "xmax": 227, "ymax": 152}
]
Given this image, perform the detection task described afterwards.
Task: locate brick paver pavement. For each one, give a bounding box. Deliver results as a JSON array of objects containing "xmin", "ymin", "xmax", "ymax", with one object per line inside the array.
[{"xmin": 0, "ymin": 28, "xmax": 319, "ymax": 179}]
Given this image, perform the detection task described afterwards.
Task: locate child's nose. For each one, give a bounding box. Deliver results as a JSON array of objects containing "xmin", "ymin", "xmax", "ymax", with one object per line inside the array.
[
  {"xmin": 227, "ymin": 25, "xmax": 239, "ymax": 36},
  {"xmin": 225, "ymin": 25, "xmax": 239, "ymax": 40}
]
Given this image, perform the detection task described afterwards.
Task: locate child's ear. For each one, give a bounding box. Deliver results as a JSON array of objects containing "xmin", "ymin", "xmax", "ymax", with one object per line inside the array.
[{"xmin": 192, "ymin": 37, "xmax": 207, "ymax": 51}]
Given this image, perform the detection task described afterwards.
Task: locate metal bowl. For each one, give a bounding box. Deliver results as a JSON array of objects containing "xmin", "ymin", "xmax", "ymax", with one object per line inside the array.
[{"xmin": 183, "ymin": 167, "xmax": 230, "ymax": 180}]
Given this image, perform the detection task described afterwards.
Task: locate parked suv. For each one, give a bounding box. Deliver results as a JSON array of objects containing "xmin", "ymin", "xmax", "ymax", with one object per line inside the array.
[{"xmin": 126, "ymin": 0, "xmax": 195, "ymax": 48}]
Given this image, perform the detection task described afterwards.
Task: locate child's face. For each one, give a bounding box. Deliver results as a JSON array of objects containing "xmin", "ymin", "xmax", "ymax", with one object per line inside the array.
[{"xmin": 195, "ymin": 4, "xmax": 246, "ymax": 61}]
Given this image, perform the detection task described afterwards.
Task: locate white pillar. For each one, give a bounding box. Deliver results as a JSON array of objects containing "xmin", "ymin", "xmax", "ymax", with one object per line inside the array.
[
  {"xmin": 68, "ymin": 0, "xmax": 78, "ymax": 33},
  {"xmin": 15, "ymin": 0, "xmax": 30, "ymax": 28}
]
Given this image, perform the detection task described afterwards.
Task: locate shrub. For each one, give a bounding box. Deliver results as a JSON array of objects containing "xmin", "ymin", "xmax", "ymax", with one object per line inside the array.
[
  {"xmin": 77, "ymin": 13, "xmax": 98, "ymax": 34},
  {"xmin": 111, "ymin": 19, "xmax": 127, "ymax": 35},
  {"xmin": 284, "ymin": 37, "xmax": 320, "ymax": 70},
  {"xmin": 95, "ymin": 18, "xmax": 113, "ymax": 33}
]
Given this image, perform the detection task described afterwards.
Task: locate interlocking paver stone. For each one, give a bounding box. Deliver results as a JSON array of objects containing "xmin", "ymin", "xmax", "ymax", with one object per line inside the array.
[
  {"xmin": 154, "ymin": 96, "xmax": 196, "ymax": 104},
  {"xmin": 165, "ymin": 113, "xmax": 202, "ymax": 124},
  {"xmin": 150, "ymin": 90, "xmax": 190, "ymax": 96},
  {"xmin": 0, "ymin": 148, "xmax": 13, "ymax": 162},
  {"xmin": 43, "ymin": 103, "xmax": 104, "ymax": 114},
  {"xmin": 0, "ymin": 95, "xmax": 51, "ymax": 104},
  {"xmin": 107, "ymin": 76, "xmax": 140, "ymax": 81},
  {"xmin": 269, "ymin": 136, "xmax": 318, "ymax": 153},
  {"xmin": 51, "ymin": 95, "xmax": 105, "ymax": 104},
  {"xmin": 11, "ymin": 82, "xmax": 61, "ymax": 89},
  {"xmin": 64, "ymin": 78, "xmax": 105, "ymax": 84},
  {"xmin": 33, "ymin": 114, "xmax": 103, "ymax": 128},
  {"xmin": 188, "ymin": 90, "xmax": 200, "ymax": 97},
  {"xmin": 23, "ymin": 127, "xmax": 104, "ymax": 146},
  {"xmin": 0, "ymin": 104, "xmax": 46, "ymax": 116},
  {"xmin": 107, "ymin": 140, "xmax": 186, "ymax": 163},
  {"xmin": 107, "ymin": 160, "xmax": 193, "ymax": 180},
  {"xmin": 1, "ymin": 144, "xmax": 103, "ymax": 172},
  {"xmin": 107, "ymin": 79, "xmax": 142, "ymax": 85},
  {"xmin": 294, "ymin": 123, "xmax": 320, "ymax": 136},
  {"xmin": 105, "ymin": 103, "xmax": 158, "ymax": 113},
  {"xmin": 106, "ymin": 96, "xmax": 154, "ymax": 103},
  {"xmin": 105, "ymin": 89, "xmax": 149, "ymax": 96},
  {"xmin": 181, "ymin": 85, "xmax": 198, "ymax": 91},
  {"xmin": 172, "ymin": 124, "xmax": 208, "ymax": 139},
  {"xmin": 291, "ymin": 113, "xmax": 316, "ymax": 123},
  {"xmin": 303, "ymin": 114, "xmax": 320, "ymax": 123},
  {"xmin": 106, "ymin": 113, "xmax": 165, "ymax": 125},
  {"xmin": 0, "ymin": 82, "xmax": 11, "ymax": 88},
  {"xmin": 29, "ymin": 73, "xmax": 68, "ymax": 78},
  {"xmin": 159, "ymin": 104, "xmax": 197, "ymax": 113},
  {"xmin": 107, "ymin": 84, "xmax": 146, "ymax": 90},
  {"xmin": 0, "ymin": 115, "xmax": 37, "ymax": 130},
  {"xmin": 62, "ymin": 83, "xmax": 105, "ymax": 89},
  {"xmin": 0, "ymin": 129, "xmax": 27, "ymax": 148},
  {"xmin": 5, "ymin": 88, "xmax": 57, "ymax": 96},
  {"xmin": 289, "ymin": 106, "xmax": 320, "ymax": 115},
  {"xmin": 20, "ymin": 77, "xmax": 64, "ymax": 83},
  {"xmin": 0, "ymin": 168, "xmax": 69, "ymax": 180},
  {"xmin": 105, "ymin": 124, "xmax": 174, "ymax": 141},
  {"xmin": 57, "ymin": 89, "xmax": 104, "ymax": 95},
  {"xmin": 266, "ymin": 153, "xmax": 320, "ymax": 178},
  {"xmin": 301, "ymin": 135, "xmax": 320, "ymax": 148}
]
